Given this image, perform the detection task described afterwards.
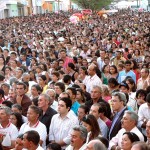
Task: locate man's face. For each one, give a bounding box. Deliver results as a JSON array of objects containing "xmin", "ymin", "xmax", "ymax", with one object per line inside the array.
[
  {"xmin": 38, "ymin": 95, "xmax": 49, "ymax": 109},
  {"xmin": 88, "ymin": 66, "xmax": 94, "ymax": 76},
  {"xmin": 8, "ymin": 90, "xmax": 16, "ymax": 99},
  {"xmin": 146, "ymin": 121, "xmax": 150, "ymax": 138},
  {"xmin": 100, "ymin": 51, "xmax": 105, "ymax": 59},
  {"xmin": 140, "ymin": 69, "xmax": 147, "ymax": 78},
  {"xmin": 22, "ymin": 134, "xmax": 30, "ymax": 149},
  {"xmin": 16, "ymin": 70, "xmax": 23, "ymax": 79},
  {"xmin": 111, "ymin": 96, "xmax": 123, "ymax": 112},
  {"xmin": 54, "ymin": 86, "xmax": 62, "ymax": 95},
  {"xmin": 89, "ymin": 105, "xmax": 99, "ymax": 119},
  {"xmin": 66, "ymin": 89, "xmax": 75, "ymax": 101},
  {"xmin": 125, "ymin": 63, "xmax": 131, "ymax": 71},
  {"xmin": 58, "ymin": 100, "xmax": 68, "ymax": 115},
  {"xmin": 16, "ymin": 85, "xmax": 25, "ymax": 96},
  {"xmin": 60, "ymin": 51, "xmax": 66, "ymax": 59},
  {"xmin": 70, "ymin": 130, "xmax": 84, "ymax": 148},
  {"xmin": 0, "ymin": 109, "xmax": 9, "ymax": 123},
  {"xmin": 121, "ymin": 113, "xmax": 133, "ymax": 130},
  {"xmin": 78, "ymin": 108, "xmax": 86, "ymax": 121},
  {"xmin": 90, "ymin": 88, "xmax": 101, "ymax": 100}
]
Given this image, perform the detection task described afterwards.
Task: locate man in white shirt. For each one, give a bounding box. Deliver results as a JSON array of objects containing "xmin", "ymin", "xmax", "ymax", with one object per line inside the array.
[
  {"xmin": 0, "ymin": 106, "xmax": 18, "ymax": 149},
  {"xmin": 19, "ymin": 105, "xmax": 47, "ymax": 148},
  {"xmin": 109, "ymin": 110, "xmax": 144, "ymax": 150},
  {"xmin": 97, "ymin": 50, "xmax": 106, "ymax": 71},
  {"xmin": 22, "ymin": 130, "xmax": 44, "ymax": 150},
  {"xmin": 49, "ymin": 97, "xmax": 79, "ymax": 149},
  {"xmin": 86, "ymin": 64, "xmax": 102, "ymax": 93},
  {"xmin": 66, "ymin": 125, "xmax": 87, "ymax": 150},
  {"xmin": 138, "ymin": 93, "xmax": 150, "ymax": 136}
]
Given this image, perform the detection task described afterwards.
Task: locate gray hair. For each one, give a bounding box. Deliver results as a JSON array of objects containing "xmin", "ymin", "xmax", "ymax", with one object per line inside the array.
[
  {"xmin": 39, "ymin": 93, "xmax": 52, "ymax": 103},
  {"xmin": 92, "ymin": 85, "xmax": 102, "ymax": 93},
  {"xmin": 73, "ymin": 125, "xmax": 88, "ymax": 141},
  {"xmin": 45, "ymin": 89, "xmax": 56, "ymax": 97},
  {"xmin": 0, "ymin": 106, "xmax": 12, "ymax": 115},
  {"xmin": 124, "ymin": 110, "xmax": 138, "ymax": 123},
  {"xmin": 112, "ymin": 92, "xmax": 127, "ymax": 105},
  {"xmin": 93, "ymin": 141, "xmax": 107, "ymax": 150}
]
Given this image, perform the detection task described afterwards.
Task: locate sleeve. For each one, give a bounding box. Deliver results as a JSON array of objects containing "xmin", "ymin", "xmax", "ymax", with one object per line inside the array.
[
  {"xmin": 19, "ymin": 123, "xmax": 25, "ymax": 135},
  {"xmin": 49, "ymin": 116, "xmax": 55, "ymax": 141},
  {"xmin": 10, "ymin": 127, "xmax": 19, "ymax": 140},
  {"xmin": 138, "ymin": 105, "xmax": 144, "ymax": 127},
  {"xmin": 117, "ymin": 72, "xmax": 121, "ymax": 83},
  {"xmin": 63, "ymin": 118, "xmax": 79, "ymax": 144},
  {"xmin": 39, "ymin": 124, "xmax": 47, "ymax": 142},
  {"xmin": 108, "ymin": 132, "xmax": 120, "ymax": 150}
]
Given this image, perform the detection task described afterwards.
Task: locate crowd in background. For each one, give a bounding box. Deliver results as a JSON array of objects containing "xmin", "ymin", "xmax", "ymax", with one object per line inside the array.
[{"xmin": 0, "ymin": 9, "xmax": 149, "ymax": 150}]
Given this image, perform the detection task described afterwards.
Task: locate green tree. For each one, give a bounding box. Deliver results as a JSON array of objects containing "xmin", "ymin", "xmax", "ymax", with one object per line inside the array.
[{"xmin": 72, "ymin": 0, "xmax": 112, "ymax": 10}]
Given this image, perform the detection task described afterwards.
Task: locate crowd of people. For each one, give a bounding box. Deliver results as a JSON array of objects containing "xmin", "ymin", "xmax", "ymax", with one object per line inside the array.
[{"xmin": 0, "ymin": 8, "xmax": 149, "ymax": 150}]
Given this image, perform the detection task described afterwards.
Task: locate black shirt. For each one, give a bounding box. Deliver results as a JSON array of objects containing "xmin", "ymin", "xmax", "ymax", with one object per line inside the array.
[{"xmin": 39, "ymin": 107, "xmax": 57, "ymax": 133}]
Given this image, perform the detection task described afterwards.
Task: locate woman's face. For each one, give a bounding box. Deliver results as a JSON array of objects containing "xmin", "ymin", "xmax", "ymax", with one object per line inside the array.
[
  {"xmin": 110, "ymin": 67, "xmax": 116, "ymax": 74},
  {"xmin": 104, "ymin": 65, "xmax": 110, "ymax": 73},
  {"xmin": 126, "ymin": 81, "xmax": 133, "ymax": 90},
  {"xmin": 79, "ymin": 68, "xmax": 85, "ymax": 74},
  {"xmin": 121, "ymin": 134, "xmax": 132, "ymax": 150},
  {"xmin": 10, "ymin": 115, "xmax": 17, "ymax": 126},
  {"xmin": 38, "ymin": 77, "xmax": 45, "ymax": 85},
  {"xmin": 82, "ymin": 121, "xmax": 92, "ymax": 132},
  {"xmin": 5, "ymin": 68, "xmax": 11, "ymax": 75},
  {"xmin": 76, "ymin": 91, "xmax": 82, "ymax": 101},
  {"xmin": 0, "ymin": 58, "xmax": 4, "ymax": 64}
]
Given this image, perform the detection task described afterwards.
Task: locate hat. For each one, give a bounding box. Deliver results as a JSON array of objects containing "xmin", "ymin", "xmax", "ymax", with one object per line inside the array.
[{"xmin": 119, "ymin": 82, "xmax": 129, "ymax": 90}]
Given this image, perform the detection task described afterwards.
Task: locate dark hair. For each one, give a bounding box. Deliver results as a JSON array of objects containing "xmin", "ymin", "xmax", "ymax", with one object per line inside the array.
[
  {"xmin": 131, "ymin": 59, "xmax": 139, "ymax": 70},
  {"xmin": 47, "ymin": 143, "xmax": 61, "ymax": 150},
  {"xmin": 12, "ymin": 104, "xmax": 22, "ymax": 111},
  {"xmin": 136, "ymin": 89, "xmax": 147, "ymax": 101},
  {"xmin": 63, "ymin": 74, "xmax": 72, "ymax": 83},
  {"xmin": 125, "ymin": 60, "xmax": 132, "ymax": 65},
  {"xmin": 55, "ymin": 82, "xmax": 65, "ymax": 92},
  {"xmin": 146, "ymin": 93, "xmax": 150, "ymax": 103},
  {"xmin": 68, "ymin": 62, "xmax": 75, "ymax": 70},
  {"xmin": 108, "ymin": 78, "xmax": 119, "ymax": 86},
  {"xmin": 76, "ymin": 88, "xmax": 86, "ymax": 103},
  {"xmin": 82, "ymin": 114, "xmax": 101, "ymax": 141},
  {"xmin": 110, "ymin": 65, "xmax": 118, "ymax": 74},
  {"xmin": 80, "ymin": 66, "xmax": 88, "ymax": 75},
  {"xmin": 79, "ymin": 105, "xmax": 89, "ymax": 114},
  {"xmin": 2, "ymin": 101, "xmax": 13, "ymax": 108},
  {"xmin": 59, "ymin": 97, "xmax": 72, "ymax": 111},
  {"xmin": 98, "ymin": 102, "xmax": 108, "ymax": 117},
  {"xmin": 123, "ymin": 132, "xmax": 140, "ymax": 143},
  {"xmin": 67, "ymin": 87, "xmax": 77, "ymax": 95},
  {"xmin": 25, "ymin": 130, "xmax": 40, "ymax": 145},
  {"xmin": 39, "ymin": 75, "xmax": 47, "ymax": 81},
  {"xmin": 96, "ymin": 136, "xmax": 109, "ymax": 148},
  {"xmin": 126, "ymin": 78, "xmax": 136, "ymax": 92},
  {"xmin": 11, "ymin": 112, "xmax": 24, "ymax": 129},
  {"xmin": 0, "ymin": 89, "xmax": 4, "ymax": 97},
  {"xmin": 102, "ymin": 65, "xmax": 109, "ymax": 73},
  {"xmin": 16, "ymin": 82, "xmax": 26, "ymax": 90},
  {"xmin": 31, "ymin": 84, "xmax": 42, "ymax": 95},
  {"xmin": 32, "ymin": 97, "xmax": 39, "ymax": 106}
]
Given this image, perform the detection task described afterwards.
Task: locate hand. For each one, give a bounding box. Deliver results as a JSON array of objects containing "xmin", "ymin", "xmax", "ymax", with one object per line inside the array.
[{"xmin": 16, "ymin": 95, "xmax": 23, "ymax": 105}]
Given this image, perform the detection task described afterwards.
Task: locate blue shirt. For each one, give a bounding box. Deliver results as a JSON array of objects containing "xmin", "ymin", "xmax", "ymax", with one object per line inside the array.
[
  {"xmin": 118, "ymin": 70, "xmax": 136, "ymax": 83},
  {"xmin": 71, "ymin": 101, "xmax": 80, "ymax": 116}
]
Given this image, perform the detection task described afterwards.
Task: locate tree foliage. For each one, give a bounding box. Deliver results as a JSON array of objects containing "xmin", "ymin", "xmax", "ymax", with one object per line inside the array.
[{"xmin": 72, "ymin": 0, "xmax": 112, "ymax": 10}]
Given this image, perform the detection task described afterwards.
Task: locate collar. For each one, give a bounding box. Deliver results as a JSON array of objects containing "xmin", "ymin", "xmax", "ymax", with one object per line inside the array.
[
  {"xmin": 0, "ymin": 122, "xmax": 11, "ymax": 129},
  {"xmin": 28, "ymin": 120, "xmax": 39, "ymax": 128}
]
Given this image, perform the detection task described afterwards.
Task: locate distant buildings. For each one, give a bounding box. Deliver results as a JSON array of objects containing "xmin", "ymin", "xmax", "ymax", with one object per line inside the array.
[{"xmin": 0, "ymin": 0, "xmax": 79, "ymax": 19}]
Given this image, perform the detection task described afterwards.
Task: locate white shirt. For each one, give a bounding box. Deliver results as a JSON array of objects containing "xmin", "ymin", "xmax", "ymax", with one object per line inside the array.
[
  {"xmin": 138, "ymin": 103, "xmax": 150, "ymax": 135},
  {"xmin": 0, "ymin": 122, "xmax": 18, "ymax": 141},
  {"xmin": 97, "ymin": 57, "xmax": 105, "ymax": 71},
  {"xmin": 85, "ymin": 74, "xmax": 102, "ymax": 93},
  {"xmin": 49, "ymin": 113, "xmax": 79, "ymax": 149},
  {"xmin": 108, "ymin": 127, "xmax": 144, "ymax": 150},
  {"xmin": 50, "ymin": 100, "xmax": 58, "ymax": 112},
  {"xmin": 65, "ymin": 143, "xmax": 87, "ymax": 150},
  {"xmin": 23, "ymin": 145, "xmax": 44, "ymax": 150},
  {"xmin": 19, "ymin": 121, "xmax": 47, "ymax": 148}
]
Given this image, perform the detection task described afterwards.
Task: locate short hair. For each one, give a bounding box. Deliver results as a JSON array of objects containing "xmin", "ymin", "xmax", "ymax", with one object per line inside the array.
[
  {"xmin": 28, "ymin": 105, "xmax": 41, "ymax": 115},
  {"xmin": 59, "ymin": 97, "xmax": 72, "ymax": 110},
  {"xmin": 92, "ymin": 85, "xmax": 102, "ymax": 93},
  {"xmin": 52, "ymin": 71, "xmax": 60, "ymax": 78},
  {"xmin": 0, "ymin": 106, "xmax": 12, "ymax": 115},
  {"xmin": 73, "ymin": 125, "xmax": 88, "ymax": 141},
  {"xmin": 24, "ymin": 130, "xmax": 40, "ymax": 146},
  {"xmin": 93, "ymin": 140, "xmax": 107, "ymax": 150},
  {"xmin": 39, "ymin": 93, "xmax": 51, "ymax": 103},
  {"xmin": 67, "ymin": 87, "xmax": 77, "ymax": 95},
  {"xmin": 136, "ymin": 89, "xmax": 147, "ymax": 101},
  {"xmin": 108, "ymin": 78, "xmax": 119, "ymax": 86},
  {"xmin": 45, "ymin": 89, "xmax": 56, "ymax": 97},
  {"xmin": 12, "ymin": 104, "xmax": 22, "ymax": 111},
  {"xmin": 46, "ymin": 143, "xmax": 61, "ymax": 150},
  {"xmin": 112, "ymin": 92, "xmax": 127, "ymax": 105},
  {"xmin": 16, "ymin": 82, "xmax": 26, "ymax": 90},
  {"xmin": 68, "ymin": 62, "xmax": 75, "ymax": 70},
  {"xmin": 32, "ymin": 97, "xmax": 39, "ymax": 106},
  {"xmin": 96, "ymin": 136, "xmax": 109, "ymax": 148},
  {"xmin": 132, "ymin": 141, "xmax": 150, "ymax": 150},
  {"xmin": 79, "ymin": 105, "xmax": 89, "ymax": 114},
  {"xmin": 39, "ymin": 75, "xmax": 46, "ymax": 81},
  {"xmin": 124, "ymin": 110, "xmax": 138, "ymax": 123},
  {"xmin": 55, "ymin": 82, "xmax": 65, "ymax": 92},
  {"xmin": 2, "ymin": 101, "xmax": 13, "ymax": 108},
  {"xmin": 63, "ymin": 74, "xmax": 72, "ymax": 83},
  {"xmin": 125, "ymin": 60, "xmax": 132, "ymax": 65},
  {"xmin": 31, "ymin": 84, "xmax": 42, "ymax": 95}
]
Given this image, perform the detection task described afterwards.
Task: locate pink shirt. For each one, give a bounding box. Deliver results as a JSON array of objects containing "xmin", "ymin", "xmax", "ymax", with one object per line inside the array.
[{"xmin": 63, "ymin": 57, "xmax": 74, "ymax": 69}]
